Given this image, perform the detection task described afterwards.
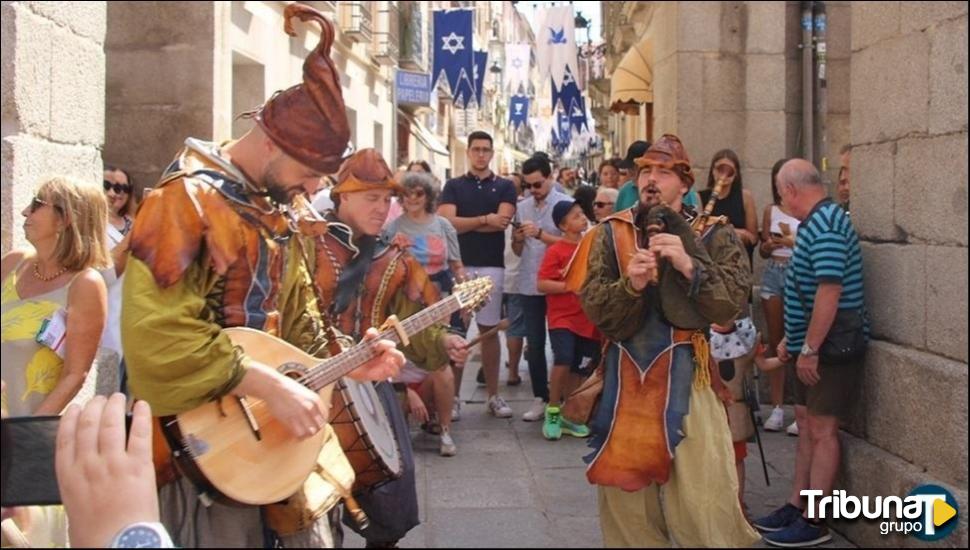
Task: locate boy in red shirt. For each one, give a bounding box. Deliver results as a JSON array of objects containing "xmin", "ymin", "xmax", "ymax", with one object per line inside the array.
[{"xmin": 537, "ymin": 201, "xmax": 601, "ymax": 440}]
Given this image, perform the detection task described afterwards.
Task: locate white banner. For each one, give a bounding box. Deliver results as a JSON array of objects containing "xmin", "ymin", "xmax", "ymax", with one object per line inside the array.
[
  {"xmin": 504, "ymin": 44, "xmax": 531, "ymax": 95},
  {"xmin": 535, "ymin": 6, "xmax": 579, "ymax": 90}
]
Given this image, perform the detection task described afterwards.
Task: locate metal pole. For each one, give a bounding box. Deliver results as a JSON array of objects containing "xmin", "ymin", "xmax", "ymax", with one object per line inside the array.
[
  {"xmin": 391, "ymin": 66, "xmax": 399, "ymax": 166},
  {"xmin": 814, "ymin": 2, "xmax": 829, "ymax": 174},
  {"xmin": 801, "ymin": 1, "xmax": 814, "ymax": 164}
]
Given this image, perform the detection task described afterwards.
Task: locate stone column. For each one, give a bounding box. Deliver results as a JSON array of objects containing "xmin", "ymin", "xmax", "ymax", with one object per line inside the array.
[
  {"xmin": 842, "ymin": 2, "xmax": 967, "ymax": 547},
  {"xmin": 1, "ymin": 1, "xmax": 106, "ymax": 254}
]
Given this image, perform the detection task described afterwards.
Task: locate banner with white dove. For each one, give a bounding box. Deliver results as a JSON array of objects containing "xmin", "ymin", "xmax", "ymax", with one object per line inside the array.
[
  {"xmin": 432, "ymin": 9, "xmax": 474, "ymax": 100},
  {"xmin": 504, "ymin": 44, "xmax": 531, "ymax": 95},
  {"xmin": 535, "ymin": 5, "xmax": 579, "ymax": 90}
]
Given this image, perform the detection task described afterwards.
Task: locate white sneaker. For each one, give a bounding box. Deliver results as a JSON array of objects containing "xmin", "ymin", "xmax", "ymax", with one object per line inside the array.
[
  {"xmin": 522, "ymin": 398, "xmax": 546, "ymax": 422},
  {"xmin": 487, "ymin": 395, "xmax": 513, "ymax": 418},
  {"xmin": 451, "ymin": 401, "xmax": 461, "ymax": 422},
  {"xmin": 786, "ymin": 421, "xmax": 799, "ymax": 436},
  {"xmin": 440, "ymin": 430, "xmax": 457, "ymax": 457},
  {"xmin": 764, "ymin": 406, "xmax": 785, "ymax": 432}
]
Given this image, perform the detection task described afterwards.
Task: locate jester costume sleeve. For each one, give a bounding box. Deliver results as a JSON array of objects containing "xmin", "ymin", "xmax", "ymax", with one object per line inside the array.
[
  {"xmin": 566, "ymin": 206, "xmax": 760, "ymax": 547},
  {"xmin": 121, "ymin": 141, "xmax": 332, "ymax": 416}
]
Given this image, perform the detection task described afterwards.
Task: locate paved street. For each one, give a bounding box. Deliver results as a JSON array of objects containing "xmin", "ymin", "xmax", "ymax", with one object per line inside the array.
[{"xmin": 345, "ymin": 329, "xmax": 856, "ymax": 548}]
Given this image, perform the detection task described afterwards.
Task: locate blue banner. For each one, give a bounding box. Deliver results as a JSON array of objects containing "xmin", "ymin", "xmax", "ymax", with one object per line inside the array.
[
  {"xmin": 556, "ymin": 109, "xmax": 572, "ymax": 151},
  {"xmin": 452, "ymin": 51, "xmax": 487, "ymax": 107},
  {"xmin": 509, "ymin": 95, "xmax": 529, "ymax": 129},
  {"xmin": 395, "ymin": 70, "xmax": 431, "ymax": 106},
  {"xmin": 551, "ymin": 67, "xmax": 581, "ymax": 110},
  {"xmin": 569, "ymin": 96, "xmax": 588, "ymax": 132},
  {"xmin": 432, "ymin": 9, "xmax": 474, "ymax": 99}
]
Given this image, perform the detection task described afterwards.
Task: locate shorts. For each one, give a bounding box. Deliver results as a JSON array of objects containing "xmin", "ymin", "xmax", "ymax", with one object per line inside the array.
[
  {"xmin": 789, "ymin": 354, "xmax": 863, "ymax": 419},
  {"xmin": 502, "ymin": 293, "xmax": 528, "ymax": 338},
  {"xmin": 466, "ymin": 266, "xmax": 504, "ymax": 327},
  {"xmin": 549, "ymin": 328, "xmax": 602, "ymax": 375},
  {"xmin": 393, "ymin": 360, "xmax": 432, "ymax": 386},
  {"xmin": 759, "ymin": 259, "xmax": 789, "ymax": 300}
]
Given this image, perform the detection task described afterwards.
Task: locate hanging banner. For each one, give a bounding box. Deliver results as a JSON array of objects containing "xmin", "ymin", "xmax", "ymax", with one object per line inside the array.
[
  {"xmin": 569, "ymin": 96, "xmax": 588, "ymax": 132},
  {"xmin": 551, "ymin": 67, "xmax": 581, "ymax": 111},
  {"xmin": 504, "ymin": 44, "xmax": 531, "ymax": 95},
  {"xmin": 535, "ymin": 5, "xmax": 579, "ymax": 90},
  {"xmin": 452, "ymin": 50, "xmax": 487, "ymax": 108},
  {"xmin": 556, "ymin": 108, "xmax": 572, "ymax": 151},
  {"xmin": 432, "ymin": 9, "xmax": 474, "ymax": 100},
  {"xmin": 509, "ymin": 95, "xmax": 530, "ymax": 129}
]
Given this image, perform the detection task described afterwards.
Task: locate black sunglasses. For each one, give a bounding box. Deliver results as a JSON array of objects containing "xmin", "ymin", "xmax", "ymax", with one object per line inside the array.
[
  {"xmin": 28, "ymin": 196, "xmax": 61, "ymax": 214},
  {"xmin": 593, "ymin": 201, "xmax": 615, "ymax": 208},
  {"xmin": 524, "ymin": 181, "xmax": 544, "ymax": 190},
  {"xmin": 104, "ymin": 180, "xmax": 132, "ymax": 194}
]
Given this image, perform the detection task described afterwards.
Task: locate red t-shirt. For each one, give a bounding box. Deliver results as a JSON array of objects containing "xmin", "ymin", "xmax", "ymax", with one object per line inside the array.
[{"xmin": 538, "ymin": 240, "xmax": 601, "ymax": 341}]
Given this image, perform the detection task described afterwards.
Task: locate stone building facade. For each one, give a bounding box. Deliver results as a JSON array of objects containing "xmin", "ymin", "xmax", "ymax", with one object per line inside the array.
[{"xmin": 2, "ymin": 1, "xmax": 107, "ymax": 253}]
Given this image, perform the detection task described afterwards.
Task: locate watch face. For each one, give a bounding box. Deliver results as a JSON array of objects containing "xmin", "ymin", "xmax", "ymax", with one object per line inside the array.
[{"xmin": 116, "ymin": 525, "xmax": 163, "ymax": 548}]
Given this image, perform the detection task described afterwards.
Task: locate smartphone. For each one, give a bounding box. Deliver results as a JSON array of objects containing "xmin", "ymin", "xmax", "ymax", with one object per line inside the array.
[
  {"xmin": 779, "ymin": 222, "xmax": 792, "ymax": 236},
  {"xmin": 511, "ymin": 220, "xmax": 522, "ymax": 229},
  {"xmin": 1, "ymin": 414, "xmax": 133, "ymax": 507},
  {"xmin": 770, "ymin": 232, "xmax": 784, "ymax": 239}
]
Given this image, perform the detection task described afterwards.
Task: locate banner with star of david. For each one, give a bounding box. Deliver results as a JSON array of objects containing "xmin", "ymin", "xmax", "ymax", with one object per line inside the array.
[
  {"xmin": 432, "ymin": 9, "xmax": 474, "ymax": 100},
  {"xmin": 504, "ymin": 44, "xmax": 530, "ymax": 94},
  {"xmin": 569, "ymin": 96, "xmax": 589, "ymax": 132},
  {"xmin": 509, "ymin": 95, "xmax": 529, "ymax": 129},
  {"xmin": 551, "ymin": 66, "xmax": 581, "ymax": 111}
]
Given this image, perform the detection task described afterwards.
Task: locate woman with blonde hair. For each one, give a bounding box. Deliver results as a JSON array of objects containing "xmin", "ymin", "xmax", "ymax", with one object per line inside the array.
[{"xmin": 2, "ymin": 175, "xmax": 110, "ymax": 417}]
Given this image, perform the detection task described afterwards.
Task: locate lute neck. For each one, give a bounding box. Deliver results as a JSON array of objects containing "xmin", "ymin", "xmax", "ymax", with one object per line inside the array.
[{"xmin": 304, "ymin": 294, "xmax": 461, "ymax": 391}]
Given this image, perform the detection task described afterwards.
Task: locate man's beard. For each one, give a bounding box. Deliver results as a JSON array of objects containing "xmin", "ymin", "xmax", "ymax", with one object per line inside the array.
[
  {"xmin": 638, "ymin": 183, "xmax": 663, "ymax": 210},
  {"xmin": 262, "ymin": 171, "xmax": 300, "ymax": 206}
]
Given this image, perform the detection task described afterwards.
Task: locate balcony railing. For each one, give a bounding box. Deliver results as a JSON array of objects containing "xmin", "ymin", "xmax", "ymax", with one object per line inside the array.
[
  {"xmin": 339, "ymin": 1, "xmax": 373, "ymax": 44},
  {"xmin": 372, "ymin": 1, "xmax": 400, "ymax": 66}
]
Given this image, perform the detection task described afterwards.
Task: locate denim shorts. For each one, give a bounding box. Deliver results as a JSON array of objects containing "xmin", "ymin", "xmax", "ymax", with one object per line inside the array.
[
  {"xmin": 549, "ymin": 329, "xmax": 602, "ymax": 374},
  {"xmin": 760, "ymin": 259, "xmax": 789, "ymax": 300},
  {"xmin": 502, "ymin": 293, "xmax": 528, "ymax": 338}
]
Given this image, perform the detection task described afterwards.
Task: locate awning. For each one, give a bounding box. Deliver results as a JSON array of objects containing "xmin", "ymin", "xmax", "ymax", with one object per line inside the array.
[
  {"xmin": 610, "ymin": 36, "xmax": 653, "ymax": 112},
  {"xmin": 398, "ymin": 110, "xmax": 449, "ymax": 157}
]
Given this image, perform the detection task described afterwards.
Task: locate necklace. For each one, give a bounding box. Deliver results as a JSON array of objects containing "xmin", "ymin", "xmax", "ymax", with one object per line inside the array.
[{"xmin": 32, "ymin": 260, "xmax": 68, "ymax": 281}]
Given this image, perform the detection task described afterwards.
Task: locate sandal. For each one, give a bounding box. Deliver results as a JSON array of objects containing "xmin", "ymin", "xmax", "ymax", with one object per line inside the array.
[{"xmin": 505, "ymin": 362, "xmax": 522, "ymax": 386}]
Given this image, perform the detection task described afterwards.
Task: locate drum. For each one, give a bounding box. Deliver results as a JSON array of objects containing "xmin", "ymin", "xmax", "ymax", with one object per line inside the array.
[{"xmin": 328, "ymin": 378, "xmax": 402, "ymax": 492}]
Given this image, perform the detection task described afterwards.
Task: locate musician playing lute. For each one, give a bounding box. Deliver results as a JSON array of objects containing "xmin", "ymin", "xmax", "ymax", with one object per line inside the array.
[
  {"xmin": 563, "ymin": 134, "xmax": 760, "ymax": 547},
  {"xmin": 121, "ymin": 5, "xmax": 404, "ymax": 547}
]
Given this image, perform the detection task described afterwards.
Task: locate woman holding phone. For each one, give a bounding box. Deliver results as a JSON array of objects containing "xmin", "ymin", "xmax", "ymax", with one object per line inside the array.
[{"xmin": 759, "ymin": 159, "xmax": 801, "ymax": 435}]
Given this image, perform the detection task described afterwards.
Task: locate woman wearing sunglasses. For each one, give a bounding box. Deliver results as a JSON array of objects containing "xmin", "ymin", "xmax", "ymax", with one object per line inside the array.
[{"xmin": 1, "ymin": 177, "xmax": 110, "ymax": 547}]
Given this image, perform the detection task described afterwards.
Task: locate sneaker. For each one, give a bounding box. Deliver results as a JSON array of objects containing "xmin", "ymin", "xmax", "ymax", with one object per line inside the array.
[
  {"xmin": 764, "ymin": 406, "xmax": 785, "ymax": 432},
  {"xmin": 764, "ymin": 516, "xmax": 831, "ymax": 547},
  {"xmin": 542, "ymin": 405, "xmax": 563, "ymax": 440},
  {"xmin": 476, "ymin": 367, "xmax": 486, "ymax": 386},
  {"xmin": 487, "ymin": 395, "xmax": 513, "ymax": 418},
  {"xmin": 522, "ymin": 398, "xmax": 546, "ymax": 422},
  {"xmin": 451, "ymin": 400, "xmax": 461, "ymax": 422},
  {"xmin": 787, "ymin": 421, "xmax": 799, "ymax": 437},
  {"xmin": 439, "ymin": 430, "xmax": 457, "ymax": 457},
  {"xmin": 752, "ymin": 503, "xmax": 804, "ymax": 533},
  {"xmin": 561, "ymin": 417, "xmax": 591, "ymax": 438}
]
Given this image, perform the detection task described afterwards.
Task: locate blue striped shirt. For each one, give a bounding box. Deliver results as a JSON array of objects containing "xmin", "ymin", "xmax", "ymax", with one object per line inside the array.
[{"xmin": 784, "ymin": 199, "xmax": 868, "ymax": 354}]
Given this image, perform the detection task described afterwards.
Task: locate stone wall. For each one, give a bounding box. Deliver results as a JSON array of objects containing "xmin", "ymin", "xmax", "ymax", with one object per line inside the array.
[
  {"xmin": 103, "ymin": 1, "xmax": 218, "ymax": 194},
  {"xmin": 843, "ymin": 1, "xmax": 968, "ymax": 547},
  {"xmin": 1, "ymin": 1, "xmax": 106, "ymax": 254}
]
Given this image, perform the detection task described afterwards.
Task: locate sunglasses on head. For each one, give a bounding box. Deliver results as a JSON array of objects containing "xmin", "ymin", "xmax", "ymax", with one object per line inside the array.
[
  {"xmin": 593, "ymin": 201, "xmax": 615, "ymax": 209},
  {"xmin": 104, "ymin": 181, "xmax": 132, "ymax": 194}
]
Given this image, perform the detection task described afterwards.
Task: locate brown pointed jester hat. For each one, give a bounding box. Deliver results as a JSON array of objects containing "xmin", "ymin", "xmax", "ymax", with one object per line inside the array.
[
  {"xmin": 255, "ymin": 3, "xmax": 351, "ymax": 174},
  {"xmin": 634, "ymin": 133, "xmax": 695, "ymax": 185}
]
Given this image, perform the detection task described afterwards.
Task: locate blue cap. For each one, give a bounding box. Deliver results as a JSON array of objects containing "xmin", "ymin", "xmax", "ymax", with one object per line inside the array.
[{"xmin": 552, "ymin": 200, "xmax": 578, "ymax": 229}]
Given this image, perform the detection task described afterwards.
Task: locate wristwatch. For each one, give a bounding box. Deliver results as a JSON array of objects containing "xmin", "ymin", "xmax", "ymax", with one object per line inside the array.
[
  {"xmin": 110, "ymin": 522, "xmax": 173, "ymax": 548},
  {"xmin": 800, "ymin": 342, "xmax": 818, "ymax": 357}
]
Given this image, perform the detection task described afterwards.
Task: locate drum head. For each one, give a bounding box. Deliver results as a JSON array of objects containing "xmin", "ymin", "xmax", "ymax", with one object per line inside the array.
[{"xmin": 342, "ymin": 379, "xmax": 401, "ymax": 476}]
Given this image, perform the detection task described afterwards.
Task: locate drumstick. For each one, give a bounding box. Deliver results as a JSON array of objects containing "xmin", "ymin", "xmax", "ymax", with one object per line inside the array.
[{"xmin": 463, "ymin": 318, "xmax": 510, "ymax": 349}]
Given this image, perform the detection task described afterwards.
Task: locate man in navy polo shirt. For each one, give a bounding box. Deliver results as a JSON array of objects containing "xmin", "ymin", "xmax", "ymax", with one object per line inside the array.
[{"xmin": 439, "ymin": 131, "xmax": 518, "ymax": 419}]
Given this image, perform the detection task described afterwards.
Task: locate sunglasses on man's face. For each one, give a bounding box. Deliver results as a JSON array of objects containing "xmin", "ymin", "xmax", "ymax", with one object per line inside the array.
[
  {"xmin": 524, "ymin": 181, "xmax": 544, "ymax": 190},
  {"xmin": 593, "ymin": 201, "xmax": 615, "ymax": 209},
  {"xmin": 104, "ymin": 181, "xmax": 132, "ymax": 194}
]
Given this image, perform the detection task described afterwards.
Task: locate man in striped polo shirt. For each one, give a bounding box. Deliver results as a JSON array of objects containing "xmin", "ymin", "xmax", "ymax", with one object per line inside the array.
[{"xmin": 755, "ymin": 159, "xmax": 869, "ymax": 547}]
